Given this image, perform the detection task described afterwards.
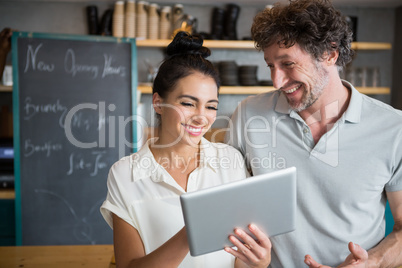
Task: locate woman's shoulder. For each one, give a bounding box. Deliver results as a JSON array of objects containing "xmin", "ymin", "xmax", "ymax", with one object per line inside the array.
[
  {"xmin": 108, "ymin": 153, "xmax": 136, "ymax": 176},
  {"xmin": 109, "ymin": 140, "xmax": 153, "ymax": 172}
]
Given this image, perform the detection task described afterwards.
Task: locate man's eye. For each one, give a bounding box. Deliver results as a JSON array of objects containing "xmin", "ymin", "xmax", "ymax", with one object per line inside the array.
[{"xmin": 284, "ymin": 62, "xmax": 295, "ymax": 68}]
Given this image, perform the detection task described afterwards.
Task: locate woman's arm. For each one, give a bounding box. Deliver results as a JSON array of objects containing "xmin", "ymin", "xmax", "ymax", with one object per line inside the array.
[{"xmin": 112, "ymin": 213, "xmax": 190, "ymax": 268}]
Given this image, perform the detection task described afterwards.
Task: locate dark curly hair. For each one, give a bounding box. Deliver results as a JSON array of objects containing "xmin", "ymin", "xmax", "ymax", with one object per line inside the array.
[{"xmin": 251, "ymin": 0, "xmax": 354, "ymax": 68}]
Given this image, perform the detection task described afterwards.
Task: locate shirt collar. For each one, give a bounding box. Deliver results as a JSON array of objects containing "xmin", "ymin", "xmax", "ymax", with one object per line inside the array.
[
  {"xmin": 129, "ymin": 137, "xmax": 163, "ymax": 182},
  {"xmin": 341, "ymin": 80, "xmax": 362, "ymax": 124},
  {"xmin": 129, "ymin": 137, "xmax": 218, "ymax": 183},
  {"xmin": 198, "ymin": 137, "xmax": 220, "ymax": 173},
  {"xmin": 275, "ymin": 90, "xmax": 292, "ymax": 115},
  {"xmin": 273, "ymin": 80, "xmax": 362, "ymax": 124}
]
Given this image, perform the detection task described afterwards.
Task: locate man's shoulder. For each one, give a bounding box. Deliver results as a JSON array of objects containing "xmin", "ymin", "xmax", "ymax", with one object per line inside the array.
[
  {"xmin": 361, "ymin": 94, "xmax": 402, "ymax": 121},
  {"xmin": 239, "ymin": 90, "xmax": 281, "ymax": 112}
]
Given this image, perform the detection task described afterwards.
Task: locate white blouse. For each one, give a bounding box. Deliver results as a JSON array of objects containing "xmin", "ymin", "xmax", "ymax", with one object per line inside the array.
[{"xmin": 100, "ymin": 137, "xmax": 249, "ymax": 268}]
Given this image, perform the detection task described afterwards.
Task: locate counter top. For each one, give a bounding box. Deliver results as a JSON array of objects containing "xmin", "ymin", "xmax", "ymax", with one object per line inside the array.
[
  {"xmin": 0, "ymin": 244, "xmax": 115, "ymax": 268},
  {"xmin": 0, "ymin": 189, "xmax": 15, "ymax": 199}
]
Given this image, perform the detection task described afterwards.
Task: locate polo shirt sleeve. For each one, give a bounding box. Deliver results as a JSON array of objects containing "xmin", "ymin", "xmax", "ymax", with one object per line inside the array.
[
  {"xmin": 100, "ymin": 158, "xmax": 139, "ymax": 230},
  {"xmin": 225, "ymin": 97, "xmax": 248, "ymax": 155},
  {"xmin": 385, "ymin": 130, "xmax": 402, "ymax": 192}
]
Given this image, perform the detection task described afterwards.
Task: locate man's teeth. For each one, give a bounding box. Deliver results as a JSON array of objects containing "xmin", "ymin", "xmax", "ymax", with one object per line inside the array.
[{"xmin": 285, "ymin": 85, "xmax": 300, "ymax": 94}]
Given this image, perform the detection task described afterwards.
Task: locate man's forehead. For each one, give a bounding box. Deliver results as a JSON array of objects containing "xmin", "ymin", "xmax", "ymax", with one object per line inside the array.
[{"xmin": 263, "ymin": 43, "xmax": 301, "ymax": 61}]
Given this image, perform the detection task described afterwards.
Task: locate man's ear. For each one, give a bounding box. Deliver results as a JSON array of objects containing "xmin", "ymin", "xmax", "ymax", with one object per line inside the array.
[
  {"xmin": 325, "ymin": 44, "xmax": 339, "ymax": 66},
  {"xmin": 152, "ymin": 92, "xmax": 163, "ymax": 115}
]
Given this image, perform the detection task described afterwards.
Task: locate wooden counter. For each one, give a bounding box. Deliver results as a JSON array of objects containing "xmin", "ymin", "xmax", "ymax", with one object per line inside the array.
[
  {"xmin": 0, "ymin": 189, "xmax": 15, "ymax": 199},
  {"xmin": 0, "ymin": 245, "xmax": 115, "ymax": 268}
]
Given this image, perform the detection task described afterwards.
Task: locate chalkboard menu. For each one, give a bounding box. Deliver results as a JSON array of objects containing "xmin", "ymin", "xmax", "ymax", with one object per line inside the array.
[{"xmin": 12, "ymin": 32, "xmax": 137, "ymax": 245}]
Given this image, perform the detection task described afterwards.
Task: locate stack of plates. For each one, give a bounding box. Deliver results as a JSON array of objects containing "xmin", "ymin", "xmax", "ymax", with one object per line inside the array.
[
  {"xmin": 219, "ymin": 61, "xmax": 238, "ymax": 86},
  {"xmin": 238, "ymin": 65, "xmax": 258, "ymax": 86}
]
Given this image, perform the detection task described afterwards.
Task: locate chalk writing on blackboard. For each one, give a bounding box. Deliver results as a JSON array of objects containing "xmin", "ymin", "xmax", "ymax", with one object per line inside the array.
[
  {"xmin": 23, "ymin": 97, "xmax": 67, "ymax": 121},
  {"xmin": 66, "ymin": 151, "xmax": 108, "ymax": 177},
  {"xmin": 23, "ymin": 139, "xmax": 63, "ymax": 157},
  {"xmin": 34, "ymin": 189, "xmax": 105, "ymax": 244},
  {"xmin": 102, "ymin": 54, "xmax": 127, "ymax": 78},
  {"xmin": 64, "ymin": 48, "xmax": 99, "ymax": 78},
  {"xmin": 14, "ymin": 32, "xmax": 135, "ymax": 245},
  {"xmin": 24, "ymin": 44, "xmax": 55, "ymax": 73}
]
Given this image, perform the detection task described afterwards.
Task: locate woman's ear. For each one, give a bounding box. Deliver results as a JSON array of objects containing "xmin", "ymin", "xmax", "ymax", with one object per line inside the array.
[{"xmin": 152, "ymin": 92, "xmax": 163, "ymax": 115}]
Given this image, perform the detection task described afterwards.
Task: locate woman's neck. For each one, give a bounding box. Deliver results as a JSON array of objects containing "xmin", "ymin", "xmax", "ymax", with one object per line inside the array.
[{"xmin": 150, "ymin": 135, "xmax": 201, "ymax": 169}]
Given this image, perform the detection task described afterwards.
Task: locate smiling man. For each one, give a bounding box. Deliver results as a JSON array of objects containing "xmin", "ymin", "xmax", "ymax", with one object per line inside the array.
[{"xmin": 226, "ymin": 0, "xmax": 402, "ymax": 267}]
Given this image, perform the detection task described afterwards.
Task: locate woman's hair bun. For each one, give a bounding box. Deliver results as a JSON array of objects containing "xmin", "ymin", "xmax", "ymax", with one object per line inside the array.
[{"xmin": 166, "ymin": 31, "xmax": 211, "ymax": 58}]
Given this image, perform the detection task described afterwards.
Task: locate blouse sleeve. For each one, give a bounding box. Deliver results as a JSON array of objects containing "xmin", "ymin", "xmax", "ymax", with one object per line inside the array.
[{"xmin": 100, "ymin": 158, "xmax": 139, "ymax": 230}]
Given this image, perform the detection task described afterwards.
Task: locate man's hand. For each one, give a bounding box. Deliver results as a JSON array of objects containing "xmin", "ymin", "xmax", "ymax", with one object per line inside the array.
[{"xmin": 304, "ymin": 242, "xmax": 368, "ymax": 268}]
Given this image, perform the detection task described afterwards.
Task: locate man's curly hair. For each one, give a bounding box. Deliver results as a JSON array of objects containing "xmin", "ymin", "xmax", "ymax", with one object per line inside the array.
[{"xmin": 251, "ymin": 0, "xmax": 354, "ymax": 68}]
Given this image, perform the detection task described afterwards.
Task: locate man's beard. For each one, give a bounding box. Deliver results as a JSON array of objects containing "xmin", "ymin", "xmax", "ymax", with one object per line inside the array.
[{"xmin": 289, "ymin": 61, "xmax": 329, "ymax": 112}]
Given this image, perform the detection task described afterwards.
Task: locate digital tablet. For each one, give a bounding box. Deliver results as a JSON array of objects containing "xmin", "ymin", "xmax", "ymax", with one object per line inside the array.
[{"xmin": 180, "ymin": 167, "xmax": 297, "ymax": 256}]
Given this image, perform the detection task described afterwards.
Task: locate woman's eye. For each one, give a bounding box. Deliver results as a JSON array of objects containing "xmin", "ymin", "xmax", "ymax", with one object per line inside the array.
[
  {"xmin": 180, "ymin": 102, "xmax": 194, "ymax": 107},
  {"xmin": 207, "ymin": 106, "xmax": 218, "ymax": 111}
]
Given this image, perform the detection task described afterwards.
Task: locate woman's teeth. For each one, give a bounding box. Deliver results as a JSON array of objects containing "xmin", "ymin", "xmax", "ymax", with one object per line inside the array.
[{"xmin": 182, "ymin": 124, "xmax": 202, "ymax": 133}]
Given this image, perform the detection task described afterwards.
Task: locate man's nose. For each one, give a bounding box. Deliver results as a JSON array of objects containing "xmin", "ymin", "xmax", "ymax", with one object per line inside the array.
[{"xmin": 271, "ymin": 68, "xmax": 287, "ymax": 89}]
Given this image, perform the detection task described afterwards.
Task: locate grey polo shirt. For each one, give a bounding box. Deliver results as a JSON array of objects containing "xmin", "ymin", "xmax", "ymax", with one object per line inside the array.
[{"xmin": 226, "ymin": 81, "xmax": 402, "ymax": 267}]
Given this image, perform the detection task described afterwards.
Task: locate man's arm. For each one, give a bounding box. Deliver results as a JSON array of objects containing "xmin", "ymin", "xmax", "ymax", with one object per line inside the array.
[
  {"xmin": 367, "ymin": 190, "xmax": 402, "ymax": 268},
  {"xmin": 0, "ymin": 28, "xmax": 12, "ymax": 79},
  {"xmin": 305, "ymin": 191, "xmax": 402, "ymax": 268}
]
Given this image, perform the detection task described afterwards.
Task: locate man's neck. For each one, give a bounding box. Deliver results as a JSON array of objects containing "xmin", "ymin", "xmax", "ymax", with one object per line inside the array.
[{"xmin": 298, "ymin": 78, "xmax": 351, "ymax": 144}]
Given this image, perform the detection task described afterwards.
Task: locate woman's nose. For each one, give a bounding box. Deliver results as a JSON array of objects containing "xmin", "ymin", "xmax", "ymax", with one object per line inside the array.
[{"xmin": 191, "ymin": 108, "xmax": 209, "ymax": 125}]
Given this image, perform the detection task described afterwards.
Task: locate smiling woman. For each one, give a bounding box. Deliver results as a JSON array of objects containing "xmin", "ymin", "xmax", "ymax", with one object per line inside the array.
[
  {"xmin": 100, "ymin": 31, "xmax": 272, "ymax": 268},
  {"xmin": 152, "ymin": 72, "xmax": 219, "ymax": 148}
]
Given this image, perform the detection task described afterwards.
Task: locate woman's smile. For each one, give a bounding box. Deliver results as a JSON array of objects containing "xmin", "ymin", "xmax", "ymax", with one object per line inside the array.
[{"xmin": 181, "ymin": 123, "xmax": 203, "ymax": 136}]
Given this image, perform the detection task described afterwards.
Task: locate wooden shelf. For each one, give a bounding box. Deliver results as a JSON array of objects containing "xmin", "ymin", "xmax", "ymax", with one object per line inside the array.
[
  {"xmin": 137, "ymin": 39, "xmax": 256, "ymax": 49},
  {"xmin": 351, "ymin": 42, "xmax": 392, "ymax": 50},
  {"xmin": 138, "ymin": 84, "xmax": 390, "ymax": 95},
  {"xmin": 356, "ymin": 87, "xmax": 390, "ymax": 94},
  {"xmin": 137, "ymin": 39, "xmax": 392, "ymax": 50},
  {"xmin": 0, "ymin": 85, "xmax": 12, "ymax": 92},
  {"xmin": 3, "ymin": 84, "xmax": 391, "ymax": 95}
]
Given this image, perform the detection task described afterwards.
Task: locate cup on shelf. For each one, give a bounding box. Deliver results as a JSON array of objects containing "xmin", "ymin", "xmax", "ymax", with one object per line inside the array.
[
  {"xmin": 113, "ymin": 1, "xmax": 125, "ymax": 37},
  {"xmin": 148, "ymin": 3, "xmax": 159, "ymax": 40},
  {"xmin": 172, "ymin": 4, "xmax": 184, "ymax": 33},
  {"xmin": 136, "ymin": 1, "xmax": 149, "ymax": 39},
  {"xmin": 2, "ymin": 65, "xmax": 13, "ymax": 86},
  {"xmin": 125, "ymin": 0, "xmax": 136, "ymax": 38},
  {"xmin": 159, "ymin": 6, "xmax": 171, "ymax": 39},
  {"xmin": 345, "ymin": 66, "xmax": 381, "ymax": 88},
  {"xmin": 370, "ymin": 67, "xmax": 380, "ymax": 88}
]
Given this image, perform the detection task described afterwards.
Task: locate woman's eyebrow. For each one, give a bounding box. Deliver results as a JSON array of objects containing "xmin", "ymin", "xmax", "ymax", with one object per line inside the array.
[
  {"xmin": 178, "ymin": 95, "xmax": 219, "ymax": 104},
  {"xmin": 178, "ymin": 94, "xmax": 198, "ymax": 101}
]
